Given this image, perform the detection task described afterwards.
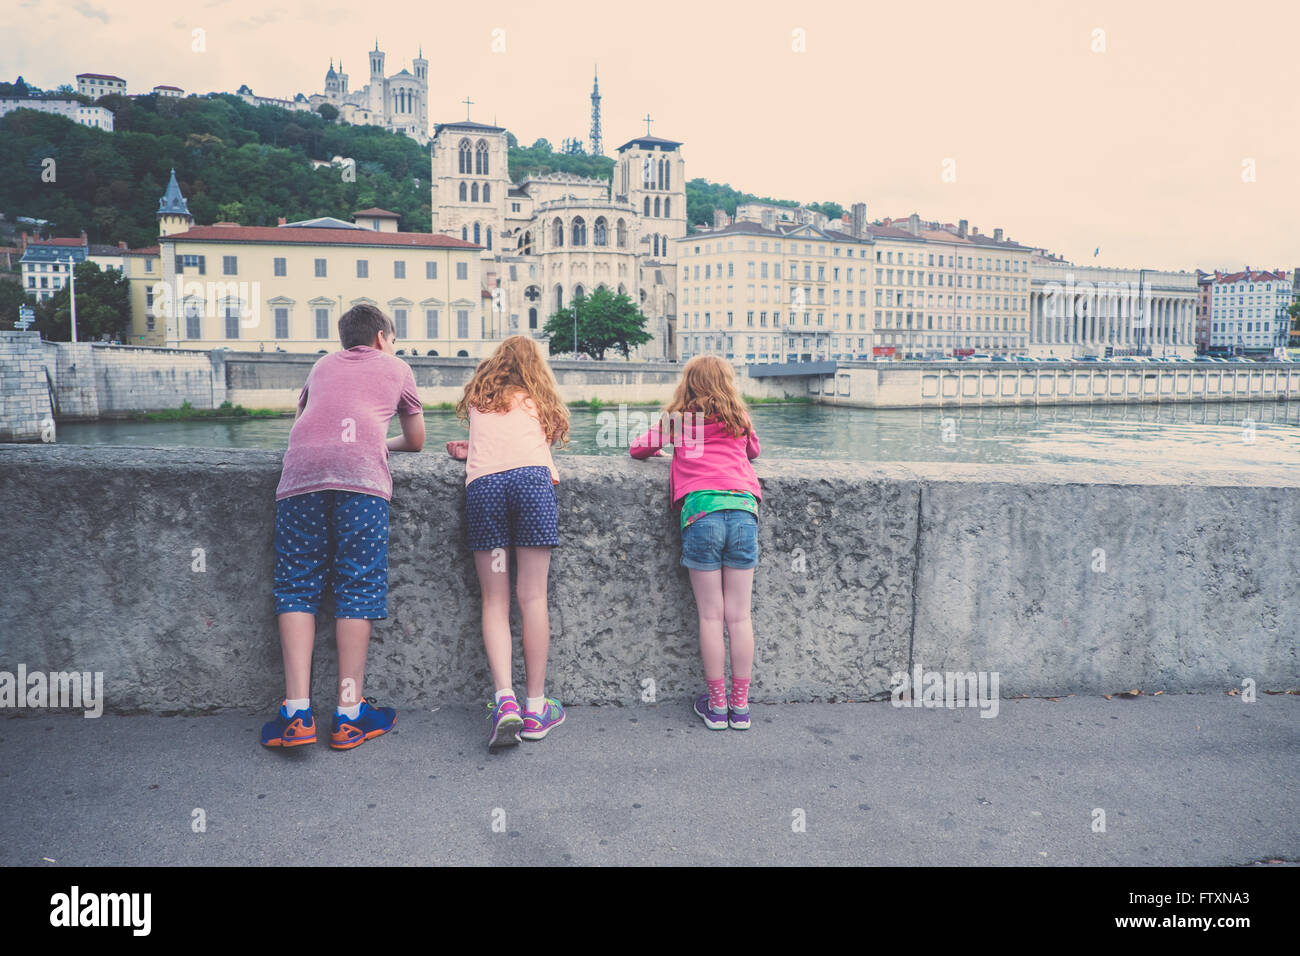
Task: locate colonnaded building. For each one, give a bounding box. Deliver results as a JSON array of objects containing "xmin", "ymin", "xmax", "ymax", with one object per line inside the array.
[{"xmin": 428, "ymin": 117, "xmax": 686, "ymax": 361}]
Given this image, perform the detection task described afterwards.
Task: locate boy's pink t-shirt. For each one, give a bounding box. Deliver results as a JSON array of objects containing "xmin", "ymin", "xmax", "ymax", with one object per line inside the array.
[
  {"xmin": 465, "ymin": 391, "xmax": 559, "ymax": 486},
  {"xmin": 275, "ymin": 346, "xmax": 423, "ymax": 501}
]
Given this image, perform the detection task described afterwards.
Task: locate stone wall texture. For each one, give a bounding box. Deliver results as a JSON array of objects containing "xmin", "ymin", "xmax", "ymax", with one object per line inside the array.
[
  {"xmin": 0, "ymin": 331, "xmax": 54, "ymax": 441},
  {"xmin": 0, "ymin": 445, "xmax": 1295, "ymax": 714}
]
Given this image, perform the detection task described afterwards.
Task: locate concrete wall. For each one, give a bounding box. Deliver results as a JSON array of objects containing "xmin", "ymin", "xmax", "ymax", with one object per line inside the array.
[
  {"xmin": 0, "ymin": 445, "xmax": 1294, "ymax": 715},
  {"xmin": 35, "ymin": 342, "xmax": 225, "ymax": 418},
  {"xmin": 0, "ymin": 331, "xmax": 54, "ymax": 441},
  {"xmin": 226, "ymin": 353, "xmax": 800, "ymax": 409}
]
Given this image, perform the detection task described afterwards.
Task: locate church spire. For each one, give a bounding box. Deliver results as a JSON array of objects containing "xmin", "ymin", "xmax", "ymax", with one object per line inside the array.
[{"xmin": 589, "ymin": 64, "xmax": 603, "ymax": 157}]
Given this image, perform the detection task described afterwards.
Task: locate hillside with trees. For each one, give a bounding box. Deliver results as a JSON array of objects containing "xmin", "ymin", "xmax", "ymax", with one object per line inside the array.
[{"xmin": 0, "ymin": 81, "xmax": 848, "ymax": 247}]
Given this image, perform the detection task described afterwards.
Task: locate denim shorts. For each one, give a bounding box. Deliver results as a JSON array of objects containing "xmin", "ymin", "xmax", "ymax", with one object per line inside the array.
[
  {"xmin": 274, "ymin": 490, "xmax": 390, "ymax": 620},
  {"xmin": 466, "ymin": 465, "xmax": 559, "ymax": 551},
  {"xmin": 680, "ymin": 509, "xmax": 759, "ymax": 571}
]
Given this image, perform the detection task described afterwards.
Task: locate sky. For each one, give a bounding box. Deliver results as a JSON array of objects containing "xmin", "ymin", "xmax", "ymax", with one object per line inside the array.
[{"xmin": 2, "ymin": 0, "xmax": 1297, "ymax": 272}]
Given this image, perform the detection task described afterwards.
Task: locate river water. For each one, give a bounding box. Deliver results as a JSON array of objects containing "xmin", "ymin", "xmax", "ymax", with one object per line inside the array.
[{"xmin": 53, "ymin": 401, "xmax": 1299, "ymax": 476}]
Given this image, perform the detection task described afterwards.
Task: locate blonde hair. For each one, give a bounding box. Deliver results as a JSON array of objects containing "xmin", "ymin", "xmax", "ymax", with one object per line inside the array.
[
  {"xmin": 660, "ymin": 355, "xmax": 751, "ymax": 439},
  {"xmin": 456, "ymin": 336, "xmax": 570, "ymax": 445}
]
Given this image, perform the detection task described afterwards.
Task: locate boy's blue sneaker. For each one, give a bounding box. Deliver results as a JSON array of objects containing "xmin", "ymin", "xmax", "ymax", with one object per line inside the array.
[
  {"xmin": 261, "ymin": 703, "xmax": 317, "ymax": 748},
  {"xmin": 728, "ymin": 705, "xmax": 751, "ymax": 730},
  {"xmin": 330, "ymin": 698, "xmax": 396, "ymax": 750},
  {"xmin": 694, "ymin": 694, "xmax": 729, "ymax": 731}
]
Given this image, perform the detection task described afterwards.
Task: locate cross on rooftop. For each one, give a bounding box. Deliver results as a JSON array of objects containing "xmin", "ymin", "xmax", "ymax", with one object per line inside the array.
[
  {"xmin": 463, "ymin": 96, "xmax": 474, "ymax": 120},
  {"xmin": 643, "ymin": 113, "xmax": 653, "ymax": 136}
]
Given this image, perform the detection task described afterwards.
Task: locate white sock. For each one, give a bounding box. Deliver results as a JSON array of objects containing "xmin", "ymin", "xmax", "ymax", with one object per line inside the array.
[
  {"xmin": 285, "ymin": 697, "xmax": 310, "ymax": 714},
  {"xmin": 337, "ymin": 701, "xmax": 362, "ymax": 719},
  {"xmin": 526, "ymin": 696, "xmax": 546, "ymax": 713},
  {"xmin": 494, "ymin": 688, "xmax": 515, "ymax": 703}
]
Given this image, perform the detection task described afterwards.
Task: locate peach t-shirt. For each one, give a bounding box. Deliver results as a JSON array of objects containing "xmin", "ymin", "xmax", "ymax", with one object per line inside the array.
[{"xmin": 465, "ymin": 392, "xmax": 559, "ymax": 486}]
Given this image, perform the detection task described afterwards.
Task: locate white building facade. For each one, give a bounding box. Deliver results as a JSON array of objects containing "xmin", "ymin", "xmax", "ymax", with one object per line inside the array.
[
  {"xmin": 307, "ymin": 43, "xmax": 428, "ymax": 145},
  {"xmin": 75, "ymin": 73, "xmax": 126, "ymax": 98},
  {"xmin": 1205, "ymin": 269, "xmax": 1293, "ymax": 354},
  {"xmin": 0, "ymin": 98, "xmax": 114, "ymax": 131}
]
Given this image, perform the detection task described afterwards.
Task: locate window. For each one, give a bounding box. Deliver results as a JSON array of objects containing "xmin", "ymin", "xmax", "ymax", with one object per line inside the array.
[
  {"xmin": 314, "ymin": 258, "xmax": 327, "ymax": 278},
  {"xmin": 274, "ymin": 257, "xmax": 286, "ymax": 277},
  {"xmin": 274, "ymin": 307, "xmax": 289, "ymax": 339},
  {"xmin": 394, "ymin": 261, "xmax": 405, "ymax": 279},
  {"xmin": 315, "ymin": 308, "xmax": 330, "ymax": 338},
  {"xmin": 456, "ymin": 309, "xmax": 469, "ymax": 338},
  {"xmin": 224, "ymin": 304, "xmax": 240, "ymax": 339},
  {"xmin": 456, "ymin": 262, "xmax": 468, "ymax": 280},
  {"xmin": 426, "ymin": 261, "xmax": 438, "ymax": 280},
  {"xmin": 357, "ymin": 259, "xmax": 369, "ymax": 278},
  {"xmin": 184, "ymin": 302, "xmax": 201, "ymax": 339},
  {"xmin": 394, "ymin": 309, "xmax": 408, "ymax": 338},
  {"xmin": 222, "ymin": 256, "xmax": 237, "ymax": 275},
  {"xmin": 425, "ymin": 309, "xmax": 439, "ymax": 338}
]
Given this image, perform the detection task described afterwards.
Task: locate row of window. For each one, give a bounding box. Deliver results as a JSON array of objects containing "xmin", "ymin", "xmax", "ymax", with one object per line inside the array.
[
  {"xmin": 683, "ymin": 240, "xmax": 1030, "ymax": 275},
  {"xmin": 180, "ymin": 306, "xmax": 476, "ymax": 341},
  {"xmin": 177, "ymin": 254, "xmax": 469, "ymax": 281}
]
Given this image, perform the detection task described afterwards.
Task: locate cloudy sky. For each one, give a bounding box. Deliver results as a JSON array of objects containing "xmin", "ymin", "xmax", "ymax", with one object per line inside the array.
[{"xmin": 3, "ymin": 0, "xmax": 1296, "ymax": 272}]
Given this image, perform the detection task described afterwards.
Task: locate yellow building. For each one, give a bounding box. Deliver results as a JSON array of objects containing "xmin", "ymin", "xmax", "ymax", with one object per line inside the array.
[
  {"xmin": 126, "ymin": 170, "xmax": 488, "ymax": 355},
  {"xmin": 673, "ymin": 220, "xmax": 875, "ymax": 364}
]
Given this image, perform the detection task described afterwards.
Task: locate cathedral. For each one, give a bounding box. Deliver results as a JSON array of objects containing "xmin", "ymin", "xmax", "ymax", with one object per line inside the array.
[
  {"xmin": 428, "ymin": 108, "xmax": 686, "ymax": 360},
  {"xmin": 308, "ymin": 42, "xmax": 429, "ymax": 145}
]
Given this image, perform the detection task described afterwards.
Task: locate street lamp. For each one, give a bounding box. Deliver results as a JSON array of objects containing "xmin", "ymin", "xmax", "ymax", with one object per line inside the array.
[{"xmin": 65, "ymin": 255, "xmax": 79, "ymax": 343}]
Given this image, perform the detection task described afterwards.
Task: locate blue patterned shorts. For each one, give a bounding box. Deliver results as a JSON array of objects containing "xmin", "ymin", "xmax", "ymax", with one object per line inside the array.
[
  {"xmin": 273, "ymin": 490, "xmax": 390, "ymax": 619},
  {"xmin": 466, "ymin": 466, "xmax": 559, "ymax": 551}
]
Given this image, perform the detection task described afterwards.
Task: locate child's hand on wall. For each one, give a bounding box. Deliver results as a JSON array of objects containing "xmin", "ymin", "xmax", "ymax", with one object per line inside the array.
[{"xmin": 446, "ymin": 440, "xmax": 468, "ymax": 460}]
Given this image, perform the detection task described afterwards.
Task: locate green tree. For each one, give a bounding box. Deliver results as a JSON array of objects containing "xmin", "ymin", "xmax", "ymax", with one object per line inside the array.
[
  {"xmin": 0, "ymin": 279, "xmax": 28, "ymax": 330},
  {"xmin": 1288, "ymin": 300, "xmax": 1300, "ymax": 344},
  {"xmin": 541, "ymin": 287, "xmax": 652, "ymax": 360},
  {"xmin": 316, "ymin": 103, "xmax": 339, "ymax": 122},
  {"xmin": 32, "ymin": 261, "xmax": 130, "ymax": 341}
]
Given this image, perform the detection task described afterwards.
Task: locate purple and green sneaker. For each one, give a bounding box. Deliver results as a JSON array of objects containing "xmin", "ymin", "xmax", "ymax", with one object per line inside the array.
[
  {"xmin": 521, "ymin": 698, "xmax": 565, "ymax": 740},
  {"xmin": 728, "ymin": 705, "xmax": 751, "ymax": 730},
  {"xmin": 487, "ymin": 694, "xmax": 524, "ymax": 750},
  {"xmin": 694, "ymin": 694, "xmax": 729, "ymax": 731}
]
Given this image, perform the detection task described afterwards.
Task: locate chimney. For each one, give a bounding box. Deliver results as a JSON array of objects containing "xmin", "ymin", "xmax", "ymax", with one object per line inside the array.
[
  {"xmin": 994, "ymin": 227, "xmax": 1003, "ymax": 242},
  {"xmin": 277, "ymin": 217, "xmax": 287, "ymax": 226},
  {"xmin": 907, "ymin": 213, "xmax": 920, "ymax": 236},
  {"xmin": 958, "ymin": 219, "xmax": 968, "ymax": 238},
  {"xmin": 971, "ymin": 226, "xmax": 978, "ymax": 236},
  {"xmin": 80, "ymin": 229, "xmax": 88, "ymax": 245},
  {"xmin": 118, "ymin": 240, "xmax": 127, "ymax": 249}
]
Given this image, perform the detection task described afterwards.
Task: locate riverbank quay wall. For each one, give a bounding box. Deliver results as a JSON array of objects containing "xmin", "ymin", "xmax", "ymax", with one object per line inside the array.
[
  {"xmin": 1, "ymin": 446, "xmax": 1294, "ymax": 714},
  {"xmin": 811, "ymin": 360, "xmax": 1300, "ymax": 408}
]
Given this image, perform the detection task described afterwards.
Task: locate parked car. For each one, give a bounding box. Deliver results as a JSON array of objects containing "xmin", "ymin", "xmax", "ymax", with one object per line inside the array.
[{"xmin": 1014, "ymin": 355, "xmax": 1036, "ymax": 363}]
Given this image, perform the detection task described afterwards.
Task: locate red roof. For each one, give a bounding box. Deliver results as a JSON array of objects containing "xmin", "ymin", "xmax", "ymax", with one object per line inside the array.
[
  {"xmin": 76, "ymin": 73, "xmax": 125, "ymax": 82},
  {"xmin": 122, "ymin": 246, "xmax": 160, "ymax": 256},
  {"xmin": 31, "ymin": 237, "xmax": 88, "ymax": 247},
  {"xmin": 354, "ymin": 207, "xmax": 399, "ymax": 218},
  {"xmin": 163, "ymin": 225, "xmax": 480, "ymax": 249},
  {"xmin": 153, "ymin": 85, "xmax": 183, "ymax": 91}
]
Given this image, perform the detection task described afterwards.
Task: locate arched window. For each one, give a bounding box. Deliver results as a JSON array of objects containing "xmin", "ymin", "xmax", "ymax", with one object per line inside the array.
[
  {"xmin": 458, "ymin": 139, "xmax": 471, "ymax": 174},
  {"xmin": 664, "ymin": 198, "xmax": 671, "ymax": 218},
  {"xmin": 618, "ymin": 283, "xmax": 627, "ymax": 296},
  {"xmin": 521, "ymin": 231, "xmax": 532, "ymax": 255},
  {"xmin": 475, "ymin": 140, "xmax": 489, "ymax": 175},
  {"xmin": 554, "ymin": 284, "xmax": 564, "ymax": 311},
  {"xmin": 529, "ymin": 307, "xmax": 538, "ymax": 329},
  {"xmin": 658, "ymin": 158, "xmax": 665, "ymax": 189},
  {"xmin": 461, "ymin": 225, "xmax": 467, "ymax": 241},
  {"xmin": 473, "ymin": 221, "xmax": 481, "ymax": 245},
  {"xmin": 471, "ymin": 182, "xmax": 479, "ymax": 202},
  {"xmin": 593, "ymin": 217, "xmax": 608, "ymax": 246},
  {"xmin": 457, "ymin": 349, "xmax": 469, "ymax": 357},
  {"xmin": 571, "ymin": 216, "xmax": 586, "ymax": 246},
  {"xmin": 653, "ymin": 235, "xmax": 659, "ymax": 257},
  {"xmin": 553, "ymin": 218, "xmax": 564, "ymax": 247},
  {"xmin": 617, "ymin": 219, "xmax": 627, "ymax": 248},
  {"xmin": 482, "ymin": 183, "xmax": 490, "ymax": 203},
  {"xmin": 486, "ymin": 227, "xmax": 492, "ymax": 250},
  {"xmin": 574, "ymin": 284, "xmax": 586, "ymax": 300},
  {"xmin": 654, "ymin": 197, "xmax": 661, "ymax": 217},
  {"xmin": 643, "ymin": 197, "xmax": 651, "ymax": 217},
  {"xmin": 663, "ymin": 159, "xmax": 670, "ymax": 190}
]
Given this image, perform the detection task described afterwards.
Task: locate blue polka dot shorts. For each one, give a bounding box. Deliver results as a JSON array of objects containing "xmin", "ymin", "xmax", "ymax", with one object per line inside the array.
[
  {"xmin": 274, "ymin": 490, "xmax": 390, "ymax": 620},
  {"xmin": 465, "ymin": 466, "xmax": 559, "ymax": 551}
]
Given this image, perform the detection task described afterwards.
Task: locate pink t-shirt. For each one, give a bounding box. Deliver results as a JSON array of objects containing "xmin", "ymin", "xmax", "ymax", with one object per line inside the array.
[
  {"xmin": 465, "ymin": 391, "xmax": 559, "ymax": 486},
  {"xmin": 276, "ymin": 346, "xmax": 422, "ymax": 501}
]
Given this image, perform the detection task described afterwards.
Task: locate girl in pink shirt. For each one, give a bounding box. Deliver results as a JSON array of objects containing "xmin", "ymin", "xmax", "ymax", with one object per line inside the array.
[
  {"xmin": 629, "ymin": 355, "xmax": 762, "ymax": 731},
  {"xmin": 447, "ymin": 336, "xmax": 569, "ymax": 749}
]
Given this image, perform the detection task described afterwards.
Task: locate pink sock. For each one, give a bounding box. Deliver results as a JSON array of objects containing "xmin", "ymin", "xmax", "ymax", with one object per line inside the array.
[
  {"xmin": 707, "ymin": 678, "xmax": 727, "ymax": 711},
  {"xmin": 730, "ymin": 678, "xmax": 751, "ymax": 710}
]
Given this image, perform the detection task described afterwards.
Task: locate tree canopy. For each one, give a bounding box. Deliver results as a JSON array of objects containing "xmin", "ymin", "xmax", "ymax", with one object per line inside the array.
[
  {"xmin": 541, "ymin": 287, "xmax": 652, "ymax": 360},
  {"xmin": 31, "ymin": 260, "xmax": 130, "ymax": 342}
]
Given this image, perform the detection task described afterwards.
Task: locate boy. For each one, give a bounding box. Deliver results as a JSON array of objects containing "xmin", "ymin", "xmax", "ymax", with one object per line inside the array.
[{"xmin": 261, "ymin": 304, "xmax": 425, "ymax": 750}]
